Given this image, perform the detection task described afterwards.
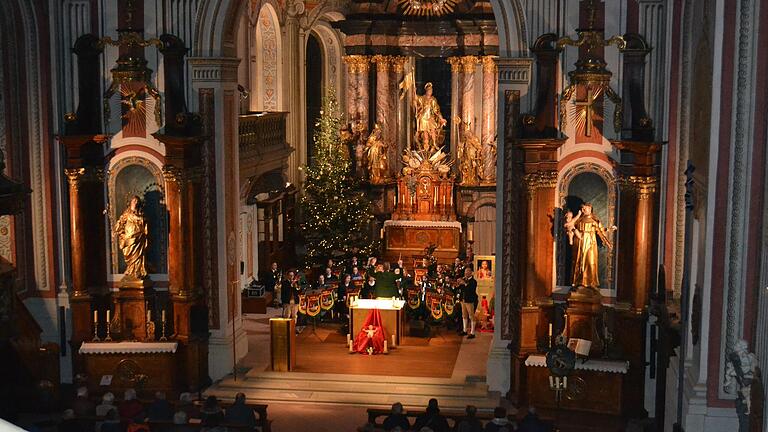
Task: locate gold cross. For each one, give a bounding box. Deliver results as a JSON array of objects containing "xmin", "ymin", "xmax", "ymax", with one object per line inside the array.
[{"xmin": 574, "ymin": 87, "xmax": 599, "ymax": 137}]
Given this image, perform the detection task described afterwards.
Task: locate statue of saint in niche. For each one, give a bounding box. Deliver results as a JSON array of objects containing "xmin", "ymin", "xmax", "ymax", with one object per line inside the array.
[
  {"xmin": 456, "ymin": 118, "xmax": 483, "ymax": 185},
  {"xmin": 564, "ymin": 203, "xmax": 616, "ymax": 289},
  {"xmin": 365, "ymin": 123, "xmax": 389, "ymax": 184},
  {"xmin": 114, "ymin": 195, "xmax": 149, "ymax": 280}
]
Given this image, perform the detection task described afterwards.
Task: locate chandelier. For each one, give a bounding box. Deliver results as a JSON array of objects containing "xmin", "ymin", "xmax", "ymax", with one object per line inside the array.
[{"xmin": 398, "ymin": 0, "xmax": 458, "ymax": 17}]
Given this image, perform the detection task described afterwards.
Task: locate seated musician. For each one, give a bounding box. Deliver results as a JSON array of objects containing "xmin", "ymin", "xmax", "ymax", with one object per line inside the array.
[
  {"xmin": 323, "ymin": 267, "xmax": 338, "ymax": 283},
  {"xmin": 352, "ymin": 309, "xmax": 387, "ymax": 354},
  {"xmin": 361, "ymin": 275, "xmax": 377, "ymax": 299},
  {"xmin": 366, "ymin": 256, "xmax": 378, "ymax": 276},
  {"xmin": 336, "ymin": 274, "xmax": 353, "ymax": 317},
  {"xmin": 346, "ymin": 255, "xmax": 361, "ymax": 276},
  {"xmin": 350, "ymin": 266, "xmax": 363, "ymax": 281},
  {"xmin": 316, "ymin": 274, "xmax": 328, "ymax": 290}
]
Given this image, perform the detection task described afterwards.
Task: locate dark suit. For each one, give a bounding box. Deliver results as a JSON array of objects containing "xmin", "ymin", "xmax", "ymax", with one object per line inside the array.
[{"xmin": 264, "ymin": 269, "xmax": 280, "ymax": 292}]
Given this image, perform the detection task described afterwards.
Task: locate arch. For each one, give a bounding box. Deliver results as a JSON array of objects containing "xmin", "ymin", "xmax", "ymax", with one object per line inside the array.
[
  {"xmin": 252, "ymin": 2, "xmax": 282, "ymax": 111},
  {"xmin": 312, "ymin": 21, "xmax": 344, "ymax": 105},
  {"xmin": 465, "ymin": 196, "xmax": 498, "ymax": 219}
]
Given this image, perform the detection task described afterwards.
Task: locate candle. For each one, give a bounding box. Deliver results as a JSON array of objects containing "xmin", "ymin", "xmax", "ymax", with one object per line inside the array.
[
  {"xmin": 147, "ymin": 310, "xmax": 151, "ymax": 322},
  {"xmin": 106, "ymin": 310, "xmax": 110, "ymax": 323},
  {"xmin": 392, "ymin": 334, "xmax": 396, "ymax": 347},
  {"xmin": 380, "ymin": 228, "xmax": 385, "ymax": 239},
  {"xmin": 467, "ymin": 228, "xmax": 474, "ymax": 242},
  {"xmin": 349, "ymin": 341, "xmax": 354, "ymax": 353},
  {"xmin": 384, "ymin": 341, "xmax": 388, "ymax": 354},
  {"xmin": 549, "ymin": 376, "xmax": 554, "ymax": 388},
  {"xmin": 548, "ymin": 323, "xmax": 553, "ymax": 338},
  {"xmin": 450, "ymin": 194, "xmax": 453, "ymax": 207},
  {"xmin": 433, "ymin": 192, "xmax": 437, "ymax": 206},
  {"xmin": 162, "ymin": 310, "xmax": 166, "ymax": 322},
  {"xmin": 93, "ymin": 310, "xmax": 98, "ymax": 323}
]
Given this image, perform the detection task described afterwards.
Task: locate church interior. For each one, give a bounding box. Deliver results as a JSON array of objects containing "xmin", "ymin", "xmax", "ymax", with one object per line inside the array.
[{"xmin": 0, "ymin": 0, "xmax": 767, "ymax": 431}]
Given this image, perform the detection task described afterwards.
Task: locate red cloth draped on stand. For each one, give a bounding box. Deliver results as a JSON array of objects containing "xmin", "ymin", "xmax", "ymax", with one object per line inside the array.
[{"xmin": 353, "ymin": 309, "xmax": 387, "ymax": 354}]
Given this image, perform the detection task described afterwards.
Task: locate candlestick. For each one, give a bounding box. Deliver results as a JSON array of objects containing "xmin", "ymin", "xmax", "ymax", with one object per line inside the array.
[
  {"xmin": 380, "ymin": 228, "xmax": 384, "ymax": 239},
  {"xmin": 391, "ymin": 334, "xmax": 396, "ymax": 347},
  {"xmin": 384, "ymin": 341, "xmax": 388, "ymax": 354},
  {"xmin": 467, "ymin": 227, "xmax": 474, "ymax": 242},
  {"xmin": 106, "ymin": 309, "xmax": 110, "ymax": 323},
  {"xmin": 147, "ymin": 309, "xmax": 151, "ymax": 322},
  {"xmin": 548, "ymin": 323, "xmax": 553, "ymax": 337},
  {"xmin": 349, "ymin": 341, "xmax": 354, "ymax": 353},
  {"xmin": 92, "ymin": 311, "xmax": 100, "ymax": 342},
  {"xmin": 104, "ymin": 315, "xmax": 112, "ymax": 341},
  {"xmin": 93, "ymin": 310, "xmax": 98, "ymax": 323},
  {"xmin": 160, "ymin": 310, "xmax": 167, "ymax": 341}
]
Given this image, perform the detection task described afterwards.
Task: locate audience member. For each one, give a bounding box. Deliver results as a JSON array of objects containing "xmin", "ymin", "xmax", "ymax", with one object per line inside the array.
[
  {"xmin": 118, "ymin": 389, "xmax": 144, "ymax": 422},
  {"xmin": 483, "ymin": 407, "xmax": 512, "ymax": 432},
  {"xmin": 146, "ymin": 391, "xmax": 173, "ymax": 421},
  {"xmin": 324, "ymin": 267, "xmax": 337, "ymax": 282},
  {"xmin": 177, "ymin": 392, "xmax": 200, "ymax": 419},
  {"xmin": 200, "ymin": 396, "xmax": 225, "ymax": 426},
  {"xmin": 58, "ymin": 409, "xmax": 79, "ymax": 432},
  {"xmin": 456, "ymin": 405, "xmax": 483, "ymax": 432},
  {"xmin": 351, "ymin": 266, "xmax": 363, "ymax": 281},
  {"xmin": 517, "ymin": 406, "xmax": 550, "ymax": 432},
  {"xmin": 382, "ymin": 402, "xmax": 410, "ymax": 431},
  {"xmin": 173, "ymin": 411, "xmax": 195, "ymax": 432},
  {"xmin": 413, "ymin": 399, "xmax": 449, "ymax": 432},
  {"xmin": 72, "ymin": 386, "xmax": 95, "ymax": 417},
  {"xmin": 100, "ymin": 408, "xmax": 123, "ymax": 432},
  {"xmin": 96, "ymin": 392, "xmax": 116, "ymax": 417},
  {"xmin": 224, "ymin": 392, "xmax": 257, "ymax": 429}
]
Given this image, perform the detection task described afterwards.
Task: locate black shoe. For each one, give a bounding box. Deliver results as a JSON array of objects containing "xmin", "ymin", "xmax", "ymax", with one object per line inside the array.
[
  {"xmin": 467, "ymin": 334, "xmax": 476, "ymax": 339},
  {"xmin": 458, "ymin": 331, "xmax": 467, "ymax": 336}
]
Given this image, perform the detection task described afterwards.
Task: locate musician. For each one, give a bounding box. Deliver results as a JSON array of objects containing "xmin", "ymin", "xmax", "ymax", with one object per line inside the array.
[
  {"xmin": 315, "ymin": 274, "xmax": 329, "ymax": 290},
  {"xmin": 361, "ymin": 275, "xmax": 377, "ymax": 299},
  {"xmin": 350, "ymin": 266, "xmax": 363, "ymax": 281},
  {"xmin": 264, "ymin": 262, "xmax": 281, "ymax": 292},
  {"xmin": 452, "ymin": 257, "xmax": 465, "ymax": 279},
  {"xmin": 346, "ymin": 256, "xmax": 361, "ymax": 275},
  {"xmin": 373, "ymin": 262, "xmax": 399, "ymax": 298},
  {"xmin": 336, "ymin": 274, "xmax": 354, "ymax": 318},
  {"xmin": 456, "ymin": 268, "xmax": 478, "ymax": 339},
  {"xmin": 281, "ymin": 271, "xmax": 301, "ymax": 321},
  {"xmin": 323, "ymin": 267, "xmax": 338, "ymax": 283},
  {"xmin": 366, "ymin": 256, "xmax": 378, "ymax": 276}
]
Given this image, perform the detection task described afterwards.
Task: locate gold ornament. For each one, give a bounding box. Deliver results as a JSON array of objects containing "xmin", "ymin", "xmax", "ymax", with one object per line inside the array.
[{"xmin": 397, "ymin": 0, "xmax": 458, "ymax": 17}]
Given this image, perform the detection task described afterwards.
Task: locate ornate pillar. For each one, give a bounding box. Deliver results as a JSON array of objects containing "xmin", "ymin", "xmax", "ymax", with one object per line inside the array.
[
  {"xmin": 392, "ymin": 56, "xmax": 408, "ymax": 161},
  {"xmin": 460, "ymin": 56, "xmax": 479, "ymax": 126},
  {"xmin": 447, "ymin": 57, "xmax": 462, "ymax": 155},
  {"xmin": 372, "ymin": 55, "xmax": 393, "ymax": 177},
  {"xmin": 481, "ymin": 56, "xmax": 498, "ymax": 182},
  {"xmin": 343, "ymin": 55, "xmax": 361, "ymax": 125},
  {"xmin": 284, "ymin": 3, "xmax": 303, "ymax": 183}
]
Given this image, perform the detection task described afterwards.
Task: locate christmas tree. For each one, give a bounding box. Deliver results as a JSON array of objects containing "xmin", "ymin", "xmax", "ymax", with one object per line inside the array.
[{"xmin": 300, "ymin": 90, "xmax": 377, "ymax": 266}]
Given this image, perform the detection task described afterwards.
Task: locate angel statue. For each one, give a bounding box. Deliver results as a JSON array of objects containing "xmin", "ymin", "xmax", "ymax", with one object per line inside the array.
[
  {"xmin": 114, "ymin": 195, "xmax": 149, "ymax": 280},
  {"xmin": 724, "ymin": 339, "xmax": 758, "ymax": 424},
  {"xmin": 365, "ymin": 124, "xmax": 389, "ymax": 184},
  {"xmin": 456, "ymin": 118, "xmax": 483, "ymax": 185},
  {"xmin": 400, "ymin": 73, "xmax": 447, "ymax": 152}
]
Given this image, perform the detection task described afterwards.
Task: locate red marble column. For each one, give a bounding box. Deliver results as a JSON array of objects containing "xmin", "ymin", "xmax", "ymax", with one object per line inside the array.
[{"xmin": 631, "ymin": 177, "xmax": 657, "ymax": 311}]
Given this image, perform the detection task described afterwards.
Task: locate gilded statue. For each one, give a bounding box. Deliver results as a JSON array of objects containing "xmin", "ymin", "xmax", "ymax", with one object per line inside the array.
[
  {"xmin": 400, "ymin": 74, "xmax": 447, "ymax": 152},
  {"xmin": 114, "ymin": 196, "xmax": 149, "ymax": 280},
  {"xmin": 456, "ymin": 118, "xmax": 483, "ymax": 185},
  {"xmin": 564, "ymin": 203, "xmax": 616, "ymax": 288},
  {"xmin": 481, "ymin": 137, "xmax": 497, "ymax": 182},
  {"xmin": 365, "ymin": 124, "xmax": 389, "ymax": 184}
]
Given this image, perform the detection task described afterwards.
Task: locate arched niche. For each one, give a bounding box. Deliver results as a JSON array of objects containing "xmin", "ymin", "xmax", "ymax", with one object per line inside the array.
[
  {"xmin": 252, "ymin": 3, "xmax": 282, "ymax": 111},
  {"xmin": 108, "ymin": 157, "xmax": 168, "ymax": 276},
  {"xmin": 557, "ymin": 163, "xmax": 617, "ymax": 292}
]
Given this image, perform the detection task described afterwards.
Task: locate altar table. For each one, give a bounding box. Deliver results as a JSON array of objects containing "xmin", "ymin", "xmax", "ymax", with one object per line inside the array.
[{"xmin": 349, "ymin": 298, "xmax": 406, "ymax": 346}]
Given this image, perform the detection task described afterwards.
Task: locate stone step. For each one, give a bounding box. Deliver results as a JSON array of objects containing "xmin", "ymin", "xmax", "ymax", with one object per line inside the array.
[{"xmin": 205, "ymin": 385, "xmax": 500, "ymax": 411}]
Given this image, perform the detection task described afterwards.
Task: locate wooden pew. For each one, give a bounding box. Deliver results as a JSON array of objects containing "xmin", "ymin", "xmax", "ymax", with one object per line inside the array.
[{"xmin": 366, "ymin": 407, "xmax": 515, "ymax": 430}]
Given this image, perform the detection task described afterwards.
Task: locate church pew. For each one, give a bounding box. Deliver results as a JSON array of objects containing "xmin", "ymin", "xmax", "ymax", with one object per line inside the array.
[{"xmin": 366, "ymin": 407, "xmax": 515, "ymax": 430}]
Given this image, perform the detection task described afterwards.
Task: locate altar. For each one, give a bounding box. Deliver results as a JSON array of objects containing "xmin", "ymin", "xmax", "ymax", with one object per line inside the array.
[
  {"xmin": 349, "ymin": 298, "xmax": 406, "ymax": 346},
  {"xmin": 383, "ymin": 220, "xmax": 461, "ymax": 263}
]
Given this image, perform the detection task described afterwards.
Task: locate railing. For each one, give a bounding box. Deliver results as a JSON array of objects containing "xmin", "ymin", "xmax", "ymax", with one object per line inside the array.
[{"xmin": 238, "ymin": 112, "xmax": 289, "ymax": 175}]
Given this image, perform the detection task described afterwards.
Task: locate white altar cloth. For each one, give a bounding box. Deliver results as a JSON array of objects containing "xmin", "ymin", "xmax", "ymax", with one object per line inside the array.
[
  {"xmin": 350, "ymin": 298, "xmax": 405, "ymax": 310},
  {"xmin": 524, "ymin": 354, "xmax": 629, "ymax": 374},
  {"xmin": 79, "ymin": 341, "xmax": 178, "ymax": 354},
  {"xmin": 383, "ymin": 220, "xmax": 462, "ymax": 231}
]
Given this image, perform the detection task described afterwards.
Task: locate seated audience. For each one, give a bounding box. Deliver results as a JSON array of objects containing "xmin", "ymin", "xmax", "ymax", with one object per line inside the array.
[
  {"xmin": 346, "ymin": 256, "xmax": 361, "ymax": 275},
  {"xmin": 100, "ymin": 409, "xmax": 123, "ymax": 432},
  {"xmin": 351, "ymin": 266, "xmax": 363, "ymax": 281},
  {"xmin": 146, "ymin": 391, "xmax": 173, "ymax": 421},
  {"xmin": 118, "ymin": 389, "xmax": 144, "ymax": 423},
  {"xmin": 96, "ymin": 392, "xmax": 116, "ymax": 417},
  {"xmin": 224, "ymin": 392, "xmax": 257, "ymax": 429},
  {"xmin": 200, "ymin": 396, "xmax": 225, "ymax": 426},
  {"xmin": 483, "ymin": 407, "xmax": 512, "ymax": 432},
  {"xmin": 413, "ymin": 399, "xmax": 449, "ymax": 432},
  {"xmin": 324, "ymin": 267, "xmax": 338, "ymax": 282},
  {"xmin": 382, "ymin": 402, "xmax": 410, "ymax": 432},
  {"xmin": 517, "ymin": 406, "xmax": 550, "ymax": 432},
  {"xmin": 58, "ymin": 409, "xmax": 79, "ymax": 432},
  {"xmin": 177, "ymin": 392, "xmax": 200, "ymax": 419},
  {"xmin": 173, "ymin": 411, "xmax": 195, "ymax": 432},
  {"xmin": 72, "ymin": 386, "xmax": 95, "ymax": 417},
  {"xmin": 456, "ymin": 405, "xmax": 483, "ymax": 432}
]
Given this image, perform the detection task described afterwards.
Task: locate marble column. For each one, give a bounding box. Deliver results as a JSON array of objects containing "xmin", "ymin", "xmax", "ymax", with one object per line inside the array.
[
  {"xmin": 343, "ymin": 56, "xmax": 360, "ymax": 124},
  {"xmin": 481, "ymin": 56, "xmax": 498, "ymax": 183},
  {"xmin": 392, "ymin": 56, "xmax": 408, "ymax": 159},
  {"xmin": 461, "ymin": 56, "xmax": 479, "ymax": 126},
  {"xmin": 631, "ymin": 176, "xmax": 657, "ymax": 312},
  {"xmin": 284, "ymin": 7, "xmax": 302, "ymax": 183},
  {"xmin": 64, "ymin": 168, "xmax": 90, "ymax": 300},
  {"xmin": 447, "ymin": 57, "xmax": 463, "ymax": 156}
]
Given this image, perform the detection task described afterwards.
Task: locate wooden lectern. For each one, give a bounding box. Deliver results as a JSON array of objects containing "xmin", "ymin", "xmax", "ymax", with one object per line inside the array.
[{"xmin": 269, "ymin": 318, "xmax": 296, "ymax": 371}]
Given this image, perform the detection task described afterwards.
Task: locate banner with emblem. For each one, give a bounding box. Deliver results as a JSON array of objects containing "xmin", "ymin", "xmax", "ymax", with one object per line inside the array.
[
  {"xmin": 426, "ymin": 292, "xmax": 443, "ymax": 321},
  {"xmin": 320, "ymin": 289, "xmax": 335, "ymax": 311},
  {"xmin": 298, "ymin": 294, "xmax": 308, "ymax": 315},
  {"xmin": 442, "ymin": 292, "xmax": 456, "ymax": 316},
  {"xmin": 406, "ymin": 288, "xmax": 421, "ymax": 310},
  {"xmin": 306, "ymin": 293, "xmax": 322, "ymax": 317}
]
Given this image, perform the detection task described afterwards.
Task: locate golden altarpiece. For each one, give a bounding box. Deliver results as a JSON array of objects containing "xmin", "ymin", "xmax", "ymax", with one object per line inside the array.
[
  {"xmin": 335, "ymin": 0, "xmax": 499, "ymax": 263},
  {"xmin": 502, "ymin": 7, "xmax": 662, "ymax": 418}
]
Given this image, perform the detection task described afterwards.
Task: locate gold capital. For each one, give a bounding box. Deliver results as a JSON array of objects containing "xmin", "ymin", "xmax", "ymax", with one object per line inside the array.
[
  {"xmin": 343, "ymin": 55, "xmax": 370, "ymax": 74},
  {"xmin": 390, "ymin": 56, "xmax": 408, "ymax": 74},
  {"xmin": 482, "ymin": 56, "xmax": 498, "ymax": 74},
  {"xmin": 619, "ymin": 175, "xmax": 657, "ymax": 200},
  {"xmin": 447, "ymin": 57, "xmax": 463, "ymax": 73},
  {"xmin": 461, "ymin": 56, "xmax": 480, "ymax": 74},
  {"xmin": 371, "ymin": 55, "xmax": 391, "ymax": 73}
]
